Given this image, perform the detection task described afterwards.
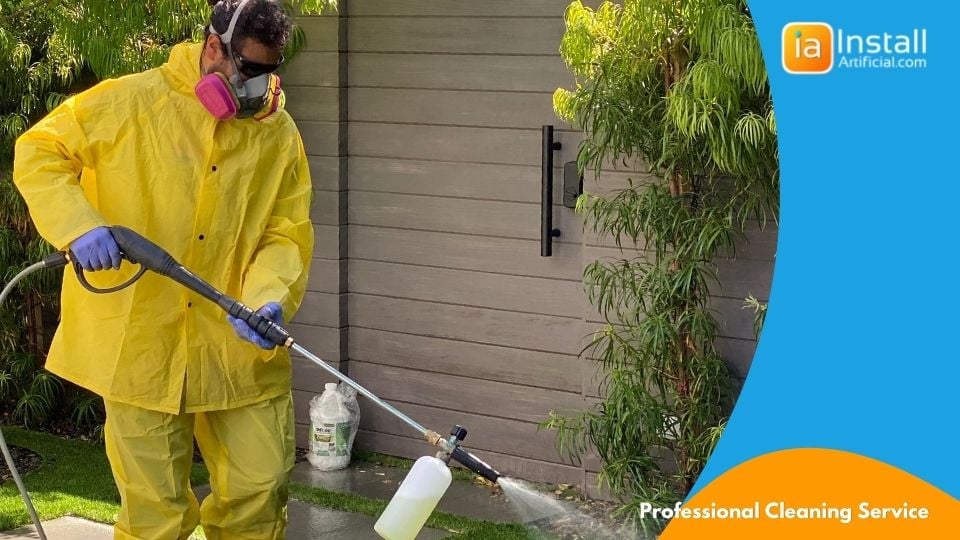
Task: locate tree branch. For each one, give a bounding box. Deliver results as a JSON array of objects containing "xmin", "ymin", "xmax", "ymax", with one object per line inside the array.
[{"xmin": 0, "ymin": 0, "xmax": 61, "ymax": 24}]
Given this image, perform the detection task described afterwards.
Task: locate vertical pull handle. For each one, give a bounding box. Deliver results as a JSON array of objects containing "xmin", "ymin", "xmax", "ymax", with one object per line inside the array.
[{"xmin": 541, "ymin": 125, "xmax": 562, "ymax": 257}]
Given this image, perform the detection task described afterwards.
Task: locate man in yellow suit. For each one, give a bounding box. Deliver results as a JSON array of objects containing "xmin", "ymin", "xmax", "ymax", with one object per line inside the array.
[{"xmin": 12, "ymin": 1, "xmax": 313, "ymax": 538}]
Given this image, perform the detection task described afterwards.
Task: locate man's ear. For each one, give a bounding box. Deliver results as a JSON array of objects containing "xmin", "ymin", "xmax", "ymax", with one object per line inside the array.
[{"xmin": 203, "ymin": 34, "xmax": 223, "ymax": 61}]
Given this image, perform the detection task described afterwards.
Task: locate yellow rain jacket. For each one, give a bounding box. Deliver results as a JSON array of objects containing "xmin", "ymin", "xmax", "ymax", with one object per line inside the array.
[{"xmin": 13, "ymin": 43, "xmax": 314, "ymax": 414}]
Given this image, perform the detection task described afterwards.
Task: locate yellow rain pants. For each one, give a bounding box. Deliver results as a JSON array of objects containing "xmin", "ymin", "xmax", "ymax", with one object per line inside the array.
[{"xmin": 105, "ymin": 392, "xmax": 295, "ymax": 540}]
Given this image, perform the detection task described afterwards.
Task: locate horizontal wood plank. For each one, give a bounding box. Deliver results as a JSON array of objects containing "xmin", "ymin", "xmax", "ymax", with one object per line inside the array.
[
  {"xmin": 285, "ymin": 86, "xmax": 340, "ymax": 122},
  {"xmin": 310, "ymin": 190, "xmax": 346, "ymax": 225},
  {"xmin": 722, "ymin": 220, "xmax": 778, "ymax": 262},
  {"xmin": 313, "ymin": 225, "xmax": 342, "ymax": 260},
  {"xmin": 712, "ymin": 257, "xmax": 774, "ymax": 301},
  {"xmin": 349, "ymin": 88, "xmax": 565, "ymax": 129},
  {"xmin": 349, "ymin": 327, "xmax": 582, "ymax": 392},
  {"xmin": 712, "ymin": 296, "xmax": 759, "ymax": 341},
  {"xmin": 299, "ymin": 121, "xmax": 343, "ymax": 157},
  {"xmin": 349, "ymin": 226, "xmax": 582, "ymax": 280},
  {"xmin": 347, "ymin": 362, "xmax": 584, "ymax": 424},
  {"xmin": 307, "ymin": 156, "xmax": 344, "ymax": 192},
  {"xmin": 348, "ymin": 17, "xmax": 564, "ymax": 55},
  {"xmin": 349, "ymin": 123, "xmax": 580, "ymax": 166},
  {"xmin": 306, "ymin": 259, "xmax": 345, "ymax": 294},
  {"xmin": 348, "ymin": 260, "xmax": 582, "ymax": 317},
  {"xmin": 349, "ymin": 191, "xmax": 583, "ymax": 244},
  {"xmin": 294, "ymin": 16, "xmax": 342, "ymax": 52},
  {"xmin": 349, "ymin": 157, "xmax": 567, "ymax": 203},
  {"xmin": 282, "ymin": 52, "xmax": 340, "ymax": 86},
  {"xmin": 349, "ymin": 53, "xmax": 571, "ymax": 92},
  {"xmin": 293, "ymin": 292, "xmax": 346, "ymax": 328},
  {"xmin": 350, "ymin": 294, "xmax": 587, "ymax": 355}
]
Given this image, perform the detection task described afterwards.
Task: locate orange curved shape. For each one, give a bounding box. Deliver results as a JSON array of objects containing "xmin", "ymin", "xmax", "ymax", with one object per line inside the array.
[{"xmin": 660, "ymin": 448, "xmax": 959, "ymax": 540}]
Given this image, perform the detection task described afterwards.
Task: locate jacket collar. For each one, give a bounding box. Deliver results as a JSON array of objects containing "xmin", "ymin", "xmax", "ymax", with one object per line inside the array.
[{"xmin": 162, "ymin": 42, "xmax": 204, "ymax": 93}]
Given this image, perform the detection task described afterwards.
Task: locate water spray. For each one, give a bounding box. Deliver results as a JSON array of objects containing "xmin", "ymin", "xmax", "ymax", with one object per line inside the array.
[{"xmin": 0, "ymin": 225, "xmax": 500, "ymax": 540}]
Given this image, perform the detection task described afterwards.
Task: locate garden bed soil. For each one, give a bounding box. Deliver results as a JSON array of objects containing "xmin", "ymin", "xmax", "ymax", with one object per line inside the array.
[{"xmin": 0, "ymin": 444, "xmax": 43, "ymax": 483}]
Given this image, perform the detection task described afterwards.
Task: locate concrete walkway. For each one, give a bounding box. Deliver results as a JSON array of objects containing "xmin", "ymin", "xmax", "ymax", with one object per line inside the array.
[
  {"xmin": 0, "ymin": 459, "xmax": 522, "ymax": 539},
  {"xmin": 0, "ymin": 516, "xmax": 112, "ymax": 539},
  {"xmin": 0, "ymin": 502, "xmax": 448, "ymax": 540}
]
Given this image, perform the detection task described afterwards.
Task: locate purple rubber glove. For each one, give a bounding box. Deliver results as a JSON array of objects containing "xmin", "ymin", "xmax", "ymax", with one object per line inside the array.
[
  {"xmin": 70, "ymin": 226, "xmax": 121, "ymax": 271},
  {"xmin": 228, "ymin": 302, "xmax": 283, "ymax": 350}
]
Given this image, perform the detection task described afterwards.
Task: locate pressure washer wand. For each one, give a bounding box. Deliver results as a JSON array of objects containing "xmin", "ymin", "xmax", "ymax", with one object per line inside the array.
[
  {"xmin": 102, "ymin": 228, "xmax": 433, "ymax": 437},
  {"xmin": 92, "ymin": 226, "xmax": 500, "ymax": 482}
]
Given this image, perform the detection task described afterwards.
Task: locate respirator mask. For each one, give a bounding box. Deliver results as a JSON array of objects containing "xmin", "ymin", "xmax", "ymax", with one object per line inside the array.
[{"xmin": 194, "ymin": 0, "xmax": 285, "ymax": 121}]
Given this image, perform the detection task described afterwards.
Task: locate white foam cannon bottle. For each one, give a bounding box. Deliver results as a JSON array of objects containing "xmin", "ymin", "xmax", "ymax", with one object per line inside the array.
[{"xmin": 375, "ymin": 425, "xmax": 499, "ymax": 540}]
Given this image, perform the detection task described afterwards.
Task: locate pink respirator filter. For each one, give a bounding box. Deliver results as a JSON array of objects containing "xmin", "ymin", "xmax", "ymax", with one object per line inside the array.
[{"xmin": 195, "ymin": 74, "xmax": 240, "ymax": 120}]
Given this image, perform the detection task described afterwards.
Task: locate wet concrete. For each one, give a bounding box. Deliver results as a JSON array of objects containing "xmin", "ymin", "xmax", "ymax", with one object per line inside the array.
[
  {"xmin": 195, "ymin": 483, "xmax": 448, "ymax": 539},
  {"xmin": 2, "ymin": 460, "xmax": 516, "ymax": 539},
  {"xmin": 286, "ymin": 502, "xmax": 448, "ymax": 539},
  {"xmin": 291, "ymin": 461, "xmax": 526, "ymax": 524}
]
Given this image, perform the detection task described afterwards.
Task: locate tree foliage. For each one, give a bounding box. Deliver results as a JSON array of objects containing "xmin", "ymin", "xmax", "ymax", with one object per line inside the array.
[
  {"xmin": 0, "ymin": 0, "xmax": 335, "ymax": 430},
  {"xmin": 543, "ymin": 0, "xmax": 778, "ymax": 529}
]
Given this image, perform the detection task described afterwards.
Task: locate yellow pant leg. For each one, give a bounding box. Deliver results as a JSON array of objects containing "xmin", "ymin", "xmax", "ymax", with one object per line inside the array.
[
  {"xmin": 103, "ymin": 399, "xmax": 201, "ymax": 540},
  {"xmin": 195, "ymin": 392, "xmax": 295, "ymax": 540}
]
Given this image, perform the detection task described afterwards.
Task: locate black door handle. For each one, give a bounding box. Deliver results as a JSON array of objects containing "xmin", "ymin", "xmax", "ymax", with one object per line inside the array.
[{"xmin": 541, "ymin": 125, "xmax": 562, "ymax": 257}]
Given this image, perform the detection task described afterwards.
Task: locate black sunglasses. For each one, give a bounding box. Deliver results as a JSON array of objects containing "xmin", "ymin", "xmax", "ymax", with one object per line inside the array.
[{"xmin": 231, "ymin": 48, "xmax": 284, "ymax": 78}]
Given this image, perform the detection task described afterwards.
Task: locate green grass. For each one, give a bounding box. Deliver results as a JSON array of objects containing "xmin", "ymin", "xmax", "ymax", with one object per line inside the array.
[
  {"xmin": 0, "ymin": 426, "xmax": 209, "ymax": 531},
  {"xmin": 0, "ymin": 426, "xmax": 119, "ymax": 530},
  {"xmin": 0, "ymin": 428, "xmax": 538, "ymax": 538}
]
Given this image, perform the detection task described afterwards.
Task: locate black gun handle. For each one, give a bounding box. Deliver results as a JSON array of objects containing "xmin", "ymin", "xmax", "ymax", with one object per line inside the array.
[{"xmin": 224, "ymin": 299, "xmax": 294, "ymax": 348}]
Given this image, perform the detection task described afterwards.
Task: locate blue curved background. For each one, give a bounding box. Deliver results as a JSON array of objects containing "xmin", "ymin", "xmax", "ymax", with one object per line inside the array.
[{"xmin": 694, "ymin": 1, "xmax": 960, "ymax": 497}]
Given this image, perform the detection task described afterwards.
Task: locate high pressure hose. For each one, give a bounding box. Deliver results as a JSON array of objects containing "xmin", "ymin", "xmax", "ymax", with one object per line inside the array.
[
  {"xmin": 0, "ymin": 225, "xmax": 500, "ymax": 538},
  {"xmin": 0, "ymin": 256, "xmax": 65, "ymax": 540}
]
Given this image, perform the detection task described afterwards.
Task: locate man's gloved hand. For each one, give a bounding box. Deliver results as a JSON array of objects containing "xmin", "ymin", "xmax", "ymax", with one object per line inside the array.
[
  {"xmin": 70, "ymin": 226, "xmax": 122, "ymax": 271},
  {"xmin": 228, "ymin": 302, "xmax": 283, "ymax": 350}
]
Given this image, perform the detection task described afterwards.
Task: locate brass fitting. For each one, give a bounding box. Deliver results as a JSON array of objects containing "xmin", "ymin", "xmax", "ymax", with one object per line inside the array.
[{"xmin": 424, "ymin": 430, "xmax": 443, "ymax": 447}]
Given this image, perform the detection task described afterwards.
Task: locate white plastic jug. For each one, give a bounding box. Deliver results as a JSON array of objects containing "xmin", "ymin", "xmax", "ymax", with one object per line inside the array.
[
  {"xmin": 374, "ymin": 455, "xmax": 452, "ymax": 540},
  {"xmin": 308, "ymin": 382, "xmax": 359, "ymax": 471}
]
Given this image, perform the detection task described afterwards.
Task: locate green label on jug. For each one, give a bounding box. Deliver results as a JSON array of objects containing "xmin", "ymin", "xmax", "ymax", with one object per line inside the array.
[{"xmin": 312, "ymin": 421, "xmax": 350, "ymax": 457}]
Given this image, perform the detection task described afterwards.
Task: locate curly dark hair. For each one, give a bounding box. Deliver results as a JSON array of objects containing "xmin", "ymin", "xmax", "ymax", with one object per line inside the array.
[{"xmin": 206, "ymin": 0, "xmax": 292, "ymax": 52}]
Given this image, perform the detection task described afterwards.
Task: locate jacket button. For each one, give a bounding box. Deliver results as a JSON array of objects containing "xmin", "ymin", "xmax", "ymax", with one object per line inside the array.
[
  {"xmin": 198, "ymin": 234, "xmax": 205, "ymax": 240},
  {"xmin": 187, "ymin": 302, "xmax": 193, "ymax": 308},
  {"xmin": 211, "ymin": 165, "xmax": 217, "ymax": 172}
]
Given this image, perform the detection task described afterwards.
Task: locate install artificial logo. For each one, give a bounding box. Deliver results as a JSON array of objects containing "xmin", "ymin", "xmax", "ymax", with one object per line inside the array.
[{"xmin": 783, "ymin": 22, "xmax": 834, "ymax": 74}]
